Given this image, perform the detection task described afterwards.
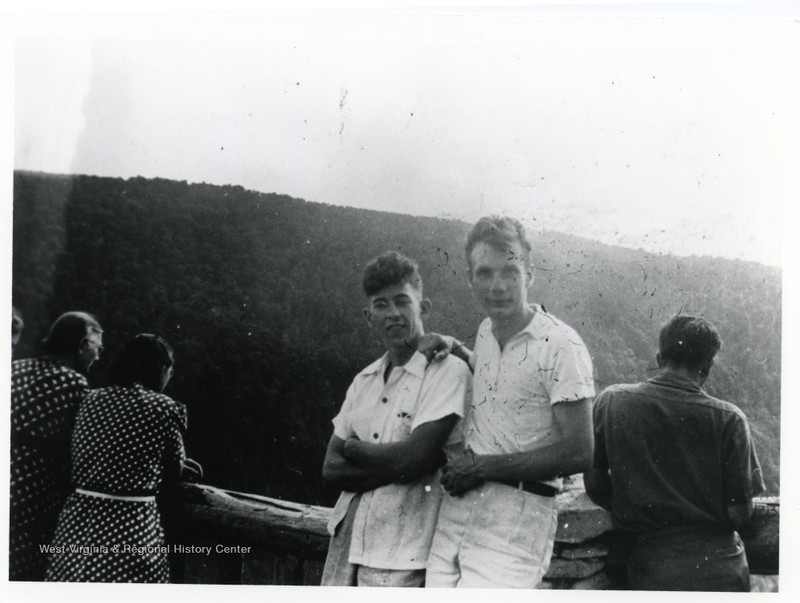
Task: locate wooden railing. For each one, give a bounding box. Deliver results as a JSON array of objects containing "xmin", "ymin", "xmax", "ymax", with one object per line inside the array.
[{"xmin": 160, "ymin": 478, "xmax": 779, "ymax": 590}]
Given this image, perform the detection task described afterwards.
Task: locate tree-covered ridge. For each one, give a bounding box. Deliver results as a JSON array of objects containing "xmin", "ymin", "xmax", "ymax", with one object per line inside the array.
[{"xmin": 11, "ymin": 171, "xmax": 781, "ymax": 503}]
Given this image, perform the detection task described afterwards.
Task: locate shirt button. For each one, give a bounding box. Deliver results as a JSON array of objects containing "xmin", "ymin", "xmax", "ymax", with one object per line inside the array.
[
  {"xmin": 382, "ymin": 397, "xmax": 388, "ymax": 403},
  {"xmin": 373, "ymin": 433, "xmax": 379, "ymax": 439}
]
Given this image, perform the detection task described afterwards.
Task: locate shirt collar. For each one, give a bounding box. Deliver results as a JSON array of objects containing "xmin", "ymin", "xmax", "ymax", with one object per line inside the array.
[
  {"xmin": 485, "ymin": 304, "xmax": 547, "ymax": 345},
  {"xmin": 362, "ymin": 350, "xmax": 428, "ymax": 379},
  {"xmin": 647, "ymin": 368, "xmax": 704, "ymax": 394},
  {"xmin": 514, "ymin": 304, "xmax": 553, "ymax": 340},
  {"xmin": 402, "ymin": 352, "xmax": 428, "ymax": 378}
]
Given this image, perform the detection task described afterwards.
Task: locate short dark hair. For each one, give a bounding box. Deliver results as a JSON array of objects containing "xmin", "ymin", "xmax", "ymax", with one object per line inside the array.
[
  {"xmin": 465, "ymin": 215, "xmax": 532, "ymax": 270},
  {"xmin": 659, "ymin": 314, "xmax": 721, "ymax": 370},
  {"xmin": 41, "ymin": 311, "xmax": 102, "ymax": 356},
  {"xmin": 362, "ymin": 251, "xmax": 423, "ymax": 297},
  {"xmin": 109, "ymin": 334, "xmax": 174, "ymax": 391}
]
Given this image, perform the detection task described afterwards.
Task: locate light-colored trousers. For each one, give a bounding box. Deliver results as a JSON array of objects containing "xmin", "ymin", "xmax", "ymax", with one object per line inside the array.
[
  {"xmin": 321, "ymin": 493, "xmax": 425, "ymax": 587},
  {"xmin": 426, "ymin": 481, "xmax": 558, "ymax": 588}
]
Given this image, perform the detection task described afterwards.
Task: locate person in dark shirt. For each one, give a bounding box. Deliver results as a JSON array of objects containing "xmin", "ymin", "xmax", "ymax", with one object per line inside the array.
[{"xmin": 585, "ymin": 314, "xmax": 765, "ymax": 591}]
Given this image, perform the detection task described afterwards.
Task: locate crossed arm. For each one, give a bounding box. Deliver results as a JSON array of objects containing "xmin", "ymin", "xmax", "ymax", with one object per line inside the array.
[{"xmin": 321, "ymin": 414, "xmax": 459, "ymax": 493}]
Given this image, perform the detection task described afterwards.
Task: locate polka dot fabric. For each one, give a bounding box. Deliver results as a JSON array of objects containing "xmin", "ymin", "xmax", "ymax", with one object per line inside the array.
[
  {"xmin": 47, "ymin": 498, "xmax": 169, "ymax": 583},
  {"xmin": 45, "ymin": 383, "xmax": 187, "ymax": 583},
  {"xmin": 10, "ymin": 358, "xmax": 89, "ymax": 581}
]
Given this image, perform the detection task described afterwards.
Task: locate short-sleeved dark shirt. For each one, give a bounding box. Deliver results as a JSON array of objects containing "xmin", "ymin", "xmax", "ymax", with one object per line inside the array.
[{"xmin": 593, "ymin": 369, "xmax": 765, "ymax": 533}]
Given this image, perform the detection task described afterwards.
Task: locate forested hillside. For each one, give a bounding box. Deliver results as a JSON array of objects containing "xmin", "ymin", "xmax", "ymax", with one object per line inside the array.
[{"xmin": 11, "ymin": 171, "xmax": 781, "ymax": 503}]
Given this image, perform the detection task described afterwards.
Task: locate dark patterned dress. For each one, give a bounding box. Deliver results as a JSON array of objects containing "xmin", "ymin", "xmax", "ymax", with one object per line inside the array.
[
  {"xmin": 10, "ymin": 358, "xmax": 89, "ymax": 581},
  {"xmin": 45, "ymin": 383, "xmax": 186, "ymax": 583}
]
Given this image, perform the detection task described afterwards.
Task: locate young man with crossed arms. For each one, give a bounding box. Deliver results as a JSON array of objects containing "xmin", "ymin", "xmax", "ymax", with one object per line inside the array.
[{"xmin": 321, "ymin": 251, "xmax": 470, "ymax": 587}]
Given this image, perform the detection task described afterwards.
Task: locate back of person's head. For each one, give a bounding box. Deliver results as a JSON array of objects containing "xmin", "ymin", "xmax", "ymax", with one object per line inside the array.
[
  {"xmin": 41, "ymin": 311, "xmax": 102, "ymax": 357},
  {"xmin": 465, "ymin": 215, "xmax": 532, "ymax": 270},
  {"xmin": 362, "ymin": 251, "xmax": 423, "ymax": 297},
  {"xmin": 109, "ymin": 334, "xmax": 174, "ymax": 391},
  {"xmin": 658, "ymin": 314, "xmax": 721, "ymax": 372}
]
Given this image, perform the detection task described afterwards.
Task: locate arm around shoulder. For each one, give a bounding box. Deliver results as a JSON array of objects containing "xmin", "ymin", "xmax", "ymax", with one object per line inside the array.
[{"xmin": 418, "ymin": 333, "xmax": 474, "ymax": 370}]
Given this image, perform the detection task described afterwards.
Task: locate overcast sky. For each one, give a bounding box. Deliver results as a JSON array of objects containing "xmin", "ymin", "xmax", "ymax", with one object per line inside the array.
[{"xmin": 11, "ymin": 10, "xmax": 799, "ymax": 267}]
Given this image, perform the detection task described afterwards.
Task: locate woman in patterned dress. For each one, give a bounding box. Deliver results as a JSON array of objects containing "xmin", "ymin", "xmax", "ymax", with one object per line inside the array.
[
  {"xmin": 9, "ymin": 311, "xmax": 103, "ymax": 581},
  {"xmin": 46, "ymin": 334, "xmax": 198, "ymax": 582}
]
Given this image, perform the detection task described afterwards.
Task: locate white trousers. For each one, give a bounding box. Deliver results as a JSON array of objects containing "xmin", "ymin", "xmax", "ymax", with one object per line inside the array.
[{"xmin": 426, "ymin": 481, "xmax": 558, "ymax": 588}]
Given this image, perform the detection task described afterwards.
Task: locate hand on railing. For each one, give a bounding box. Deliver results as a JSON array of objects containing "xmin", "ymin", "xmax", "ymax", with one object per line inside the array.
[{"xmin": 181, "ymin": 458, "xmax": 204, "ymax": 483}]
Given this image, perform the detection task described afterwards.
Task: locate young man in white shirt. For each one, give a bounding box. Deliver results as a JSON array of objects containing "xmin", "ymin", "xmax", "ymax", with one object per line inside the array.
[
  {"xmin": 321, "ymin": 250, "xmax": 470, "ymax": 587},
  {"xmin": 422, "ymin": 216, "xmax": 596, "ymax": 588}
]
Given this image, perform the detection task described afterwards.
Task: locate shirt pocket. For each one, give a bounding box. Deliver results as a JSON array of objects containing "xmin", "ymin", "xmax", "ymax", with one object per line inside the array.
[{"xmin": 393, "ymin": 408, "xmax": 415, "ymax": 441}]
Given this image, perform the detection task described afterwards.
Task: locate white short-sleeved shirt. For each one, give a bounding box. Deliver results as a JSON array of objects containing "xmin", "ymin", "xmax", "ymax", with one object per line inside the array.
[
  {"xmin": 329, "ymin": 351, "xmax": 470, "ymax": 570},
  {"xmin": 465, "ymin": 305, "xmax": 595, "ymax": 488}
]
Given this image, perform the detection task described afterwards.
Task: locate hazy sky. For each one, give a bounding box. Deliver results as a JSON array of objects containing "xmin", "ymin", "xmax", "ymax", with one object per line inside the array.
[{"xmin": 11, "ymin": 10, "xmax": 799, "ymax": 267}]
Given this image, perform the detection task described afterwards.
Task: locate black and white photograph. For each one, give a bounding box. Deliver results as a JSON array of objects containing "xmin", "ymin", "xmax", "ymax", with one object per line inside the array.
[{"xmin": 3, "ymin": 1, "xmax": 797, "ymax": 601}]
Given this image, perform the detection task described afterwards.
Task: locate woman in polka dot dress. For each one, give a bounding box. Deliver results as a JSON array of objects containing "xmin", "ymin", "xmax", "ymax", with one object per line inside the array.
[
  {"xmin": 9, "ymin": 311, "xmax": 103, "ymax": 581},
  {"xmin": 46, "ymin": 334, "xmax": 198, "ymax": 582}
]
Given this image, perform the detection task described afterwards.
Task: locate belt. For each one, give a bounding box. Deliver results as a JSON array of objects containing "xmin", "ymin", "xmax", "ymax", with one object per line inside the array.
[
  {"xmin": 76, "ymin": 488, "xmax": 156, "ymax": 502},
  {"xmin": 496, "ymin": 480, "xmax": 558, "ymax": 498}
]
